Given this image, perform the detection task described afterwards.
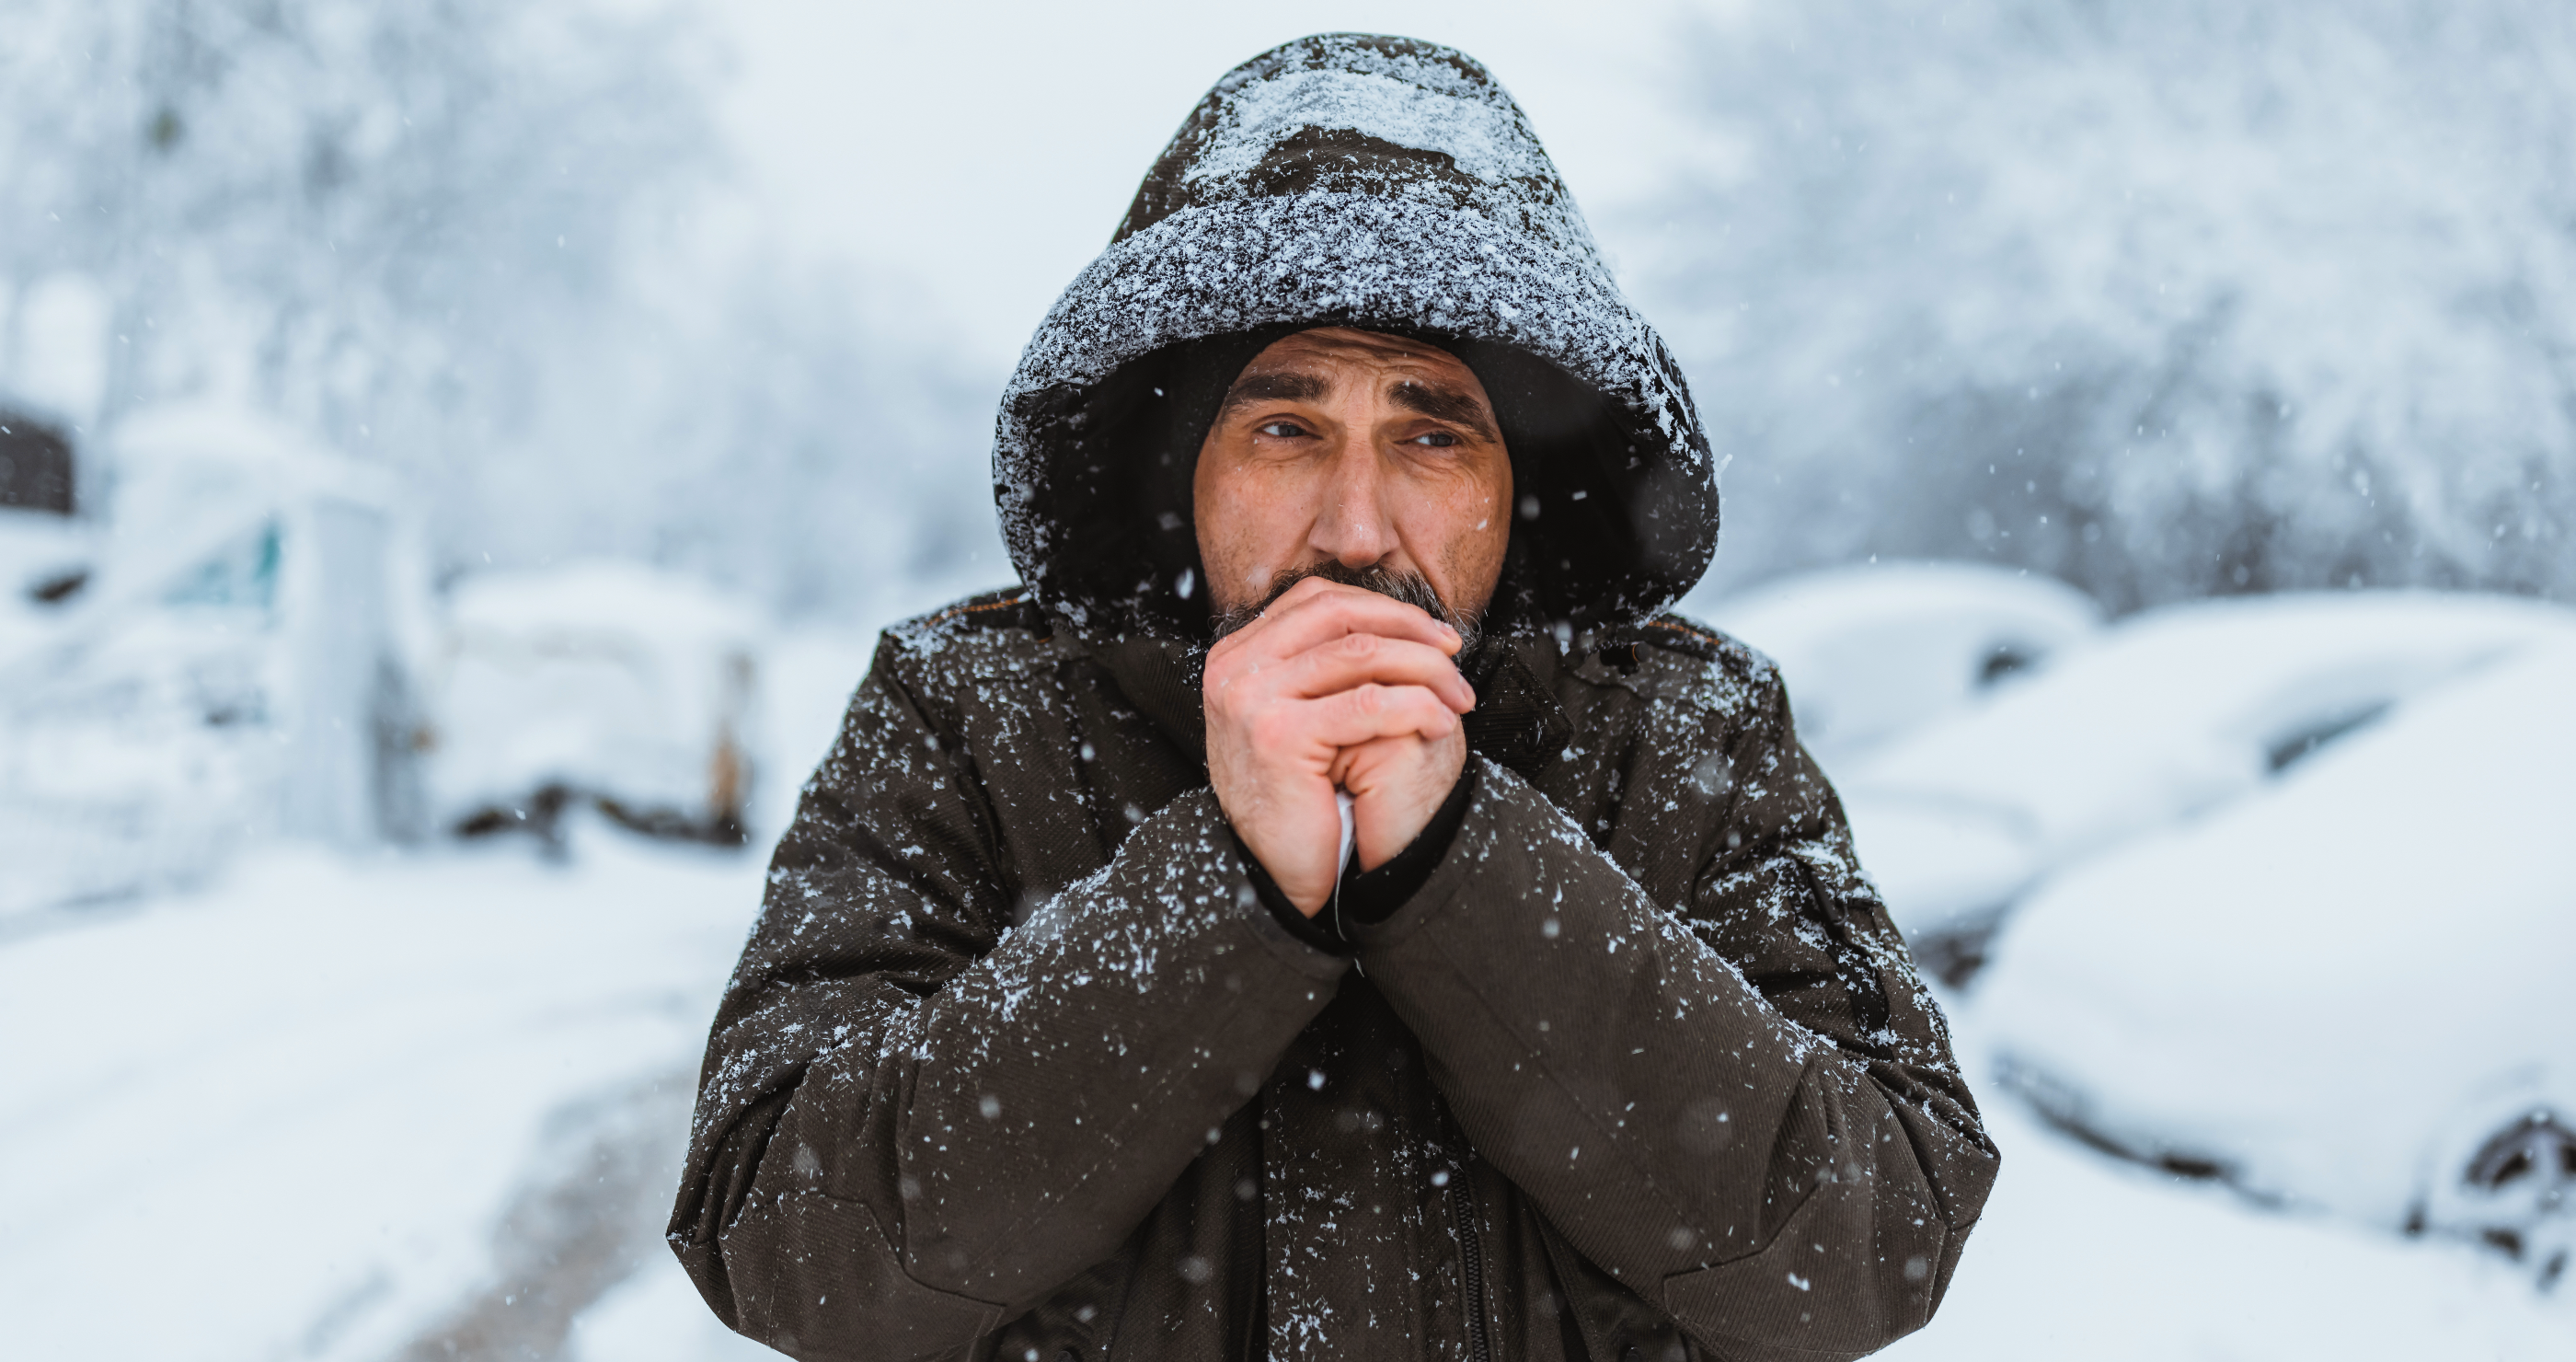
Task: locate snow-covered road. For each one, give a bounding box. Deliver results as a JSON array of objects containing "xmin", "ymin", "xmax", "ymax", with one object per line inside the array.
[{"xmin": 0, "ymin": 828, "xmax": 762, "ymax": 1361}]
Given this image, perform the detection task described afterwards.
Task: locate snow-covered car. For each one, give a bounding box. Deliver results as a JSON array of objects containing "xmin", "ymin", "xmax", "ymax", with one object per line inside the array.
[
  {"xmin": 1693, "ymin": 560, "xmax": 2103, "ymax": 768},
  {"xmin": 421, "ymin": 561, "xmax": 761, "ymax": 847},
  {"xmin": 1834, "ymin": 592, "xmax": 2576, "ymax": 952},
  {"xmin": 1766, "ymin": 579, "xmax": 2576, "ymax": 1283},
  {"xmin": 1972, "ymin": 635, "xmax": 2576, "ymax": 1287},
  {"xmin": 0, "ymin": 403, "xmax": 429, "ymax": 922}
]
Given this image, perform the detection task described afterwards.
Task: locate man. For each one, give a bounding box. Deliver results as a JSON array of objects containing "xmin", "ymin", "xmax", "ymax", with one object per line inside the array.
[{"xmin": 672, "ymin": 34, "xmax": 1995, "ymax": 1362}]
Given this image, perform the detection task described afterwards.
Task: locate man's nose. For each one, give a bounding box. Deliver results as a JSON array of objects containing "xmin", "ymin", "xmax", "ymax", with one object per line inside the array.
[{"xmin": 1305, "ymin": 438, "xmax": 1397, "ymax": 568}]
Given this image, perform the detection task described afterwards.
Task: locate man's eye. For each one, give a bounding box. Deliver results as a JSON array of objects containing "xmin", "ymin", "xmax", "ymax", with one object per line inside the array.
[
  {"xmin": 1409, "ymin": 430, "xmax": 1460, "ymax": 447},
  {"xmin": 1256, "ymin": 421, "xmax": 1308, "ymax": 438}
]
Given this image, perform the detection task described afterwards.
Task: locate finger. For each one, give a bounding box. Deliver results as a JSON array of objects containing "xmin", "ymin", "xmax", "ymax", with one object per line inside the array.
[
  {"xmin": 1299, "ymin": 683, "xmax": 1463, "ymax": 750},
  {"xmin": 1330, "ymin": 729, "xmax": 1454, "ymax": 791},
  {"xmin": 1260, "ymin": 577, "xmax": 1461, "ymax": 651},
  {"xmin": 1285, "ymin": 632, "xmax": 1475, "ymax": 712},
  {"xmin": 1236, "ymin": 579, "xmax": 1462, "ymax": 660},
  {"xmin": 1326, "ymin": 734, "xmax": 1409, "ymax": 790}
]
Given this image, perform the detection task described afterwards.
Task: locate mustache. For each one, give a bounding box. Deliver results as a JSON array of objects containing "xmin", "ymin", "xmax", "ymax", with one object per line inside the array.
[{"xmin": 1209, "ymin": 560, "xmax": 1481, "ymax": 652}]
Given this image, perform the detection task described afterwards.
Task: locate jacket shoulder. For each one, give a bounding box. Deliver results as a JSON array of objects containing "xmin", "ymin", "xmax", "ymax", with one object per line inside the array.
[
  {"xmin": 873, "ymin": 587, "xmax": 1056, "ymax": 707},
  {"xmin": 1596, "ymin": 611, "xmax": 1779, "ymax": 686},
  {"xmin": 1575, "ymin": 611, "xmax": 1787, "ymax": 732},
  {"xmin": 888, "ymin": 586, "xmax": 1050, "ymax": 642},
  {"xmin": 881, "ymin": 587, "xmax": 1052, "ymax": 660}
]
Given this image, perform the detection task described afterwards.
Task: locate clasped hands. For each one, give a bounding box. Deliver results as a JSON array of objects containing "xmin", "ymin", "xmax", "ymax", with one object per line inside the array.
[{"xmin": 1204, "ymin": 577, "xmax": 1475, "ymax": 918}]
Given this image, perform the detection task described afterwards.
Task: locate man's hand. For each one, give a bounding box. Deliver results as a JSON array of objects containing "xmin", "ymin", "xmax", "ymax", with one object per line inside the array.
[{"xmin": 1203, "ymin": 577, "xmax": 1474, "ymax": 916}]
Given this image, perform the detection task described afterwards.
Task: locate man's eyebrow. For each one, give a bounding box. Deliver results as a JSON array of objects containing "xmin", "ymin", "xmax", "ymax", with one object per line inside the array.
[
  {"xmin": 1218, "ymin": 370, "xmax": 1329, "ymax": 415},
  {"xmin": 1389, "ymin": 380, "xmax": 1498, "ymax": 438}
]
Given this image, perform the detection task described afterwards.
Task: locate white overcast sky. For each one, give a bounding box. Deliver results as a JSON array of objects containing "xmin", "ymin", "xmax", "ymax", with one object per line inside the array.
[{"xmin": 707, "ymin": 0, "xmax": 1720, "ymax": 372}]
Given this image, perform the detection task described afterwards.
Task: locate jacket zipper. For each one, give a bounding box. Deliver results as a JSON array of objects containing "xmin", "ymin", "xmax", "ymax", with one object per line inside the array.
[
  {"xmin": 1236, "ymin": 1139, "xmax": 1265, "ymax": 1362},
  {"xmin": 1448, "ymin": 1172, "xmax": 1490, "ymax": 1362}
]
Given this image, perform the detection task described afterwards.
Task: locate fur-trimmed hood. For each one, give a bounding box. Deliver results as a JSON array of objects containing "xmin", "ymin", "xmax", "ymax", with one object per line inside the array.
[{"xmin": 994, "ymin": 33, "xmax": 1720, "ymax": 638}]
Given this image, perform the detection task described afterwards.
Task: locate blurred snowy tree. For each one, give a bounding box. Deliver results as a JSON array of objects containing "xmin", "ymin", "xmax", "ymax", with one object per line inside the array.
[
  {"xmin": 0, "ymin": 0, "xmax": 996, "ymax": 615},
  {"xmin": 1639, "ymin": 0, "xmax": 2576, "ymax": 610},
  {"xmin": 0, "ymin": 0, "xmax": 707, "ymax": 518}
]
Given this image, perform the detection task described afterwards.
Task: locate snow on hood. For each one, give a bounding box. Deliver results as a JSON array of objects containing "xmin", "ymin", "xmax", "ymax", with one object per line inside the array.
[{"xmin": 995, "ymin": 33, "xmax": 1719, "ymax": 639}]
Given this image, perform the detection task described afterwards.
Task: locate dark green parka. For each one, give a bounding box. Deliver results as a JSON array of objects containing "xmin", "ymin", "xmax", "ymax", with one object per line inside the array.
[{"xmin": 672, "ymin": 34, "xmax": 1995, "ymax": 1362}]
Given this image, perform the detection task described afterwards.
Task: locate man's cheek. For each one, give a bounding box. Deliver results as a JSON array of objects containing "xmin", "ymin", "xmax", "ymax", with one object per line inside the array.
[{"xmin": 1194, "ymin": 532, "xmax": 1262, "ymax": 617}]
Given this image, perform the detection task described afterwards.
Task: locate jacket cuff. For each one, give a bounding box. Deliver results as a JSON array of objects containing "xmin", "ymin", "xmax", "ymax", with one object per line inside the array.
[
  {"xmin": 1229, "ymin": 761, "xmax": 1480, "ymax": 952},
  {"xmin": 1235, "ymin": 837, "xmax": 1351, "ymax": 955}
]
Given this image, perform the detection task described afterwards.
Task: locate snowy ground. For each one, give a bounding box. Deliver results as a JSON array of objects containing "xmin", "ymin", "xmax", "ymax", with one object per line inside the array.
[
  {"xmin": 0, "ymin": 629, "xmax": 873, "ymax": 1362},
  {"xmin": 0, "ymin": 830, "xmax": 754, "ymax": 1362},
  {"xmin": 3, "ymin": 611, "xmax": 2569, "ymax": 1360}
]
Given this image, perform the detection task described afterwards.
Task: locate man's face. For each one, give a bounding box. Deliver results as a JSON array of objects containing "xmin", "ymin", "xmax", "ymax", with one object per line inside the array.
[{"xmin": 1194, "ymin": 328, "xmax": 1513, "ymax": 628}]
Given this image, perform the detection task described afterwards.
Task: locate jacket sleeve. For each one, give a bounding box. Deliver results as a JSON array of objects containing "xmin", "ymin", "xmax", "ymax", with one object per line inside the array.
[
  {"xmin": 1346, "ymin": 663, "xmax": 1998, "ymax": 1362},
  {"xmin": 668, "ymin": 642, "xmax": 1348, "ymax": 1362}
]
